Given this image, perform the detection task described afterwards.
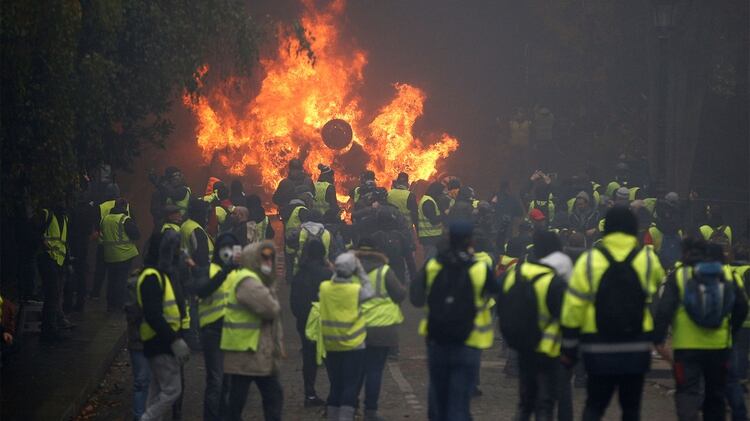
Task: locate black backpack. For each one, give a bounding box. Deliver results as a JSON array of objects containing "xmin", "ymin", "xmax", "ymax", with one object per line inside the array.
[
  {"xmin": 427, "ymin": 259, "xmax": 477, "ymax": 344},
  {"xmin": 593, "ymin": 246, "xmax": 646, "ymax": 339},
  {"xmin": 682, "ymin": 262, "xmax": 735, "ymax": 329},
  {"xmin": 498, "ymin": 262, "xmax": 546, "ymax": 351}
]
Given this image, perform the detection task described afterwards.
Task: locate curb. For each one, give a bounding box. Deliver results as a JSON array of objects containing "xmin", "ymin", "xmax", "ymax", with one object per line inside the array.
[{"xmin": 60, "ymin": 328, "xmax": 127, "ymax": 421}]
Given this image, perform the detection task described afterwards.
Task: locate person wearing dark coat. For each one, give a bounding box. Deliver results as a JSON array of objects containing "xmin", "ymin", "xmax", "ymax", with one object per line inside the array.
[{"xmin": 289, "ymin": 239, "xmax": 332, "ymax": 407}]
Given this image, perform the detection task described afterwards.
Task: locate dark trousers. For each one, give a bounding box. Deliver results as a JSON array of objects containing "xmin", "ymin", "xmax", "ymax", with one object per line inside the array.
[
  {"xmin": 296, "ymin": 321, "xmax": 319, "ymax": 397},
  {"xmin": 361, "ymin": 345, "xmax": 389, "ymax": 411},
  {"xmin": 673, "ymin": 349, "xmax": 730, "ymax": 421},
  {"xmin": 325, "ymin": 349, "xmax": 366, "ymax": 409},
  {"xmin": 70, "ymin": 244, "xmax": 89, "ymax": 310},
  {"xmin": 91, "ymin": 245, "xmax": 106, "ymax": 297},
  {"xmin": 37, "ymin": 255, "xmax": 62, "ymax": 334},
  {"xmin": 222, "ymin": 373, "xmax": 283, "ymax": 421},
  {"xmin": 427, "ymin": 342, "xmax": 481, "ymax": 421},
  {"xmin": 105, "ymin": 258, "xmax": 133, "ymax": 311},
  {"xmin": 582, "ymin": 373, "xmax": 645, "ymax": 421},
  {"xmin": 557, "ymin": 365, "xmax": 574, "ymax": 421},
  {"xmin": 727, "ymin": 328, "xmax": 749, "ymax": 421},
  {"xmin": 200, "ymin": 323, "xmax": 224, "ymax": 421},
  {"xmin": 516, "ymin": 352, "xmax": 558, "ymax": 421}
]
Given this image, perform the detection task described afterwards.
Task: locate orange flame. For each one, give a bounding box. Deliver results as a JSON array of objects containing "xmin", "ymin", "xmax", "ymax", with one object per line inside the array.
[{"xmin": 183, "ymin": 0, "xmax": 459, "ymax": 206}]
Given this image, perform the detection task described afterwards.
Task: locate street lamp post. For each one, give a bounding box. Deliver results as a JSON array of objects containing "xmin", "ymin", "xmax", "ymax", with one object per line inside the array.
[{"xmin": 652, "ymin": 0, "xmax": 677, "ymax": 195}]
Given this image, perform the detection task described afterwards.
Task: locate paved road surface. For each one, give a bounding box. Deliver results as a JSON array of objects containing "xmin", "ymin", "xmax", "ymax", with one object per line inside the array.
[{"xmin": 78, "ymin": 275, "xmax": 679, "ymax": 421}]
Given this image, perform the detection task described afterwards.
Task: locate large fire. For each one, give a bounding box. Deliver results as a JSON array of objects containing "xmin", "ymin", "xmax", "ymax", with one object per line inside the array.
[{"xmin": 183, "ymin": 0, "xmax": 459, "ymax": 206}]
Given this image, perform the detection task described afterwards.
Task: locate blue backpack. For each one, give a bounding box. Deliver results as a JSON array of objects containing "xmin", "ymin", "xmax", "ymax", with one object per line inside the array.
[{"xmin": 682, "ymin": 262, "xmax": 735, "ymax": 329}]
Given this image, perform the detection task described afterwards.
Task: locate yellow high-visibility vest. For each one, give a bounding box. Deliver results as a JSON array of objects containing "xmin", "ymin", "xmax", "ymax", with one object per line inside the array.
[
  {"xmin": 42, "ymin": 209, "xmax": 68, "ymax": 266},
  {"xmin": 417, "ymin": 196, "xmax": 442, "ymax": 239},
  {"xmin": 137, "ymin": 268, "xmax": 180, "ymax": 341},
  {"xmin": 100, "ymin": 213, "xmax": 138, "ymax": 263},
  {"xmin": 362, "ymin": 265, "xmax": 404, "ymax": 327},
  {"xmin": 502, "ymin": 262, "xmax": 560, "ymax": 357},
  {"xmin": 220, "ymin": 268, "xmax": 263, "ymax": 352},
  {"xmin": 319, "ymin": 280, "xmax": 367, "ymax": 351},
  {"xmin": 419, "ymin": 259, "xmax": 493, "ymax": 349}
]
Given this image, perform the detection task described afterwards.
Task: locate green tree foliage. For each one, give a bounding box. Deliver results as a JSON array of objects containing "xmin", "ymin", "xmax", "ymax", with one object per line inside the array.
[{"xmin": 1, "ymin": 0, "xmax": 262, "ymax": 209}]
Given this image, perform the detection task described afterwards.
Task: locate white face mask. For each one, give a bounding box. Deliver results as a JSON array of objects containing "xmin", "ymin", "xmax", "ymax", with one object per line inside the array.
[
  {"xmin": 218, "ymin": 247, "xmax": 233, "ymax": 265},
  {"xmin": 260, "ymin": 263, "xmax": 273, "ymax": 275}
]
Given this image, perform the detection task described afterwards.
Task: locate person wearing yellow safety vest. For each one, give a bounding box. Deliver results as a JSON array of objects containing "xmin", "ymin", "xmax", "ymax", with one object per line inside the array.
[
  {"xmin": 137, "ymin": 230, "xmax": 191, "ymax": 421},
  {"xmin": 727, "ymin": 242, "xmax": 750, "ymax": 420},
  {"xmin": 355, "ymin": 239, "xmax": 406, "ymax": 421},
  {"xmin": 499, "ymin": 231, "xmax": 568, "ymax": 421},
  {"xmin": 282, "ymin": 192, "xmax": 312, "ymax": 281},
  {"xmin": 313, "ymin": 164, "xmax": 340, "ymax": 216},
  {"xmin": 220, "ymin": 241, "xmax": 284, "ymax": 421},
  {"xmin": 653, "ymin": 241, "xmax": 748, "ymax": 421},
  {"xmin": 410, "ymin": 220, "xmax": 499, "ymax": 421},
  {"xmin": 560, "ymin": 207, "xmax": 664, "ymax": 421},
  {"xmin": 192, "ymin": 232, "xmax": 240, "ymax": 421},
  {"xmin": 319, "ymin": 252, "xmax": 376, "ymax": 421},
  {"xmin": 36, "ymin": 206, "xmax": 70, "ymax": 341},
  {"xmin": 288, "ymin": 210, "xmax": 331, "ymax": 276},
  {"xmin": 245, "ymin": 194, "xmax": 275, "ymax": 244},
  {"xmin": 100, "ymin": 198, "xmax": 140, "ymax": 312},
  {"xmin": 162, "ymin": 167, "xmax": 191, "ymax": 216},
  {"xmin": 179, "ymin": 199, "xmax": 213, "ymax": 353},
  {"xmin": 160, "ymin": 204, "xmax": 183, "ymax": 234},
  {"xmin": 91, "ymin": 182, "xmax": 122, "ymax": 300},
  {"xmin": 202, "ymin": 179, "xmax": 231, "ymax": 238},
  {"xmin": 387, "ymin": 172, "xmax": 418, "ymax": 230},
  {"xmin": 418, "ymin": 182, "xmax": 446, "ymax": 262},
  {"xmin": 350, "ymin": 170, "xmax": 376, "ymax": 210}
]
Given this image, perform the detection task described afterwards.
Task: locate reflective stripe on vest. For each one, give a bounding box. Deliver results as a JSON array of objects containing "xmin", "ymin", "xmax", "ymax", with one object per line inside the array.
[
  {"xmin": 419, "ymin": 259, "xmax": 493, "ymax": 349},
  {"xmin": 319, "ymin": 280, "xmax": 366, "ymax": 351},
  {"xmin": 314, "ymin": 182, "xmax": 332, "ymax": 214},
  {"xmin": 137, "ymin": 268, "xmax": 180, "ymax": 341},
  {"xmin": 42, "ymin": 209, "xmax": 68, "ymax": 266},
  {"xmin": 100, "ymin": 213, "xmax": 138, "ymax": 263},
  {"xmin": 387, "ymin": 188, "xmax": 411, "ymax": 222},
  {"xmin": 198, "ymin": 263, "xmax": 228, "ymax": 327},
  {"xmin": 671, "ymin": 266, "xmax": 733, "ymax": 350},
  {"xmin": 417, "ymin": 196, "xmax": 442, "ymax": 238},
  {"xmin": 362, "ymin": 265, "xmax": 404, "ymax": 327},
  {"xmin": 220, "ymin": 268, "xmax": 263, "ymax": 352},
  {"xmin": 502, "ymin": 262, "xmax": 561, "ymax": 357}
]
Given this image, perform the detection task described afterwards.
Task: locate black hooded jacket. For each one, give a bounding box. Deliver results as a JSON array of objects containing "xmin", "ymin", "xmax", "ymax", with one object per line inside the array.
[{"xmin": 140, "ymin": 231, "xmax": 186, "ymax": 357}]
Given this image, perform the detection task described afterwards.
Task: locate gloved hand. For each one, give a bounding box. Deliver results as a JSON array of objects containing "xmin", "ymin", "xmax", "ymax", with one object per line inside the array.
[{"xmin": 170, "ymin": 338, "xmax": 191, "ymax": 365}]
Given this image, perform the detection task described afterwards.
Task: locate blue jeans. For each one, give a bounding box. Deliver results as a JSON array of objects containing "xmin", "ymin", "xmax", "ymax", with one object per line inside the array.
[
  {"xmin": 325, "ymin": 349, "xmax": 366, "ymax": 409},
  {"xmin": 362, "ymin": 346, "xmax": 389, "ymax": 411},
  {"xmin": 727, "ymin": 328, "xmax": 749, "ymax": 421},
  {"xmin": 427, "ymin": 342, "xmax": 481, "ymax": 421},
  {"xmin": 129, "ymin": 349, "xmax": 151, "ymax": 421}
]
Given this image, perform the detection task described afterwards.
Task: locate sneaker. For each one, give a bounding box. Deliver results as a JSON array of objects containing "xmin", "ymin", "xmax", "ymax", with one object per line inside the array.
[{"xmin": 304, "ymin": 395, "xmax": 325, "ymax": 408}]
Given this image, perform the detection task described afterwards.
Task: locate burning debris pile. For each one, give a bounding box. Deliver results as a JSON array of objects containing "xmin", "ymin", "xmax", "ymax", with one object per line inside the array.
[{"xmin": 183, "ymin": 0, "xmax": 459, "ymax": 197}]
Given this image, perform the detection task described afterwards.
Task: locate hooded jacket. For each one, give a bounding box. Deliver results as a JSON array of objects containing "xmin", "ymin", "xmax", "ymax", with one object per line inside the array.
[
  {"xmin": 140, "ymin": 231, "xmax": 186, "ymax": 357},
  {"xmin": 223, "ymin": 241, "xmax": 284, "ymax": 377}
]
